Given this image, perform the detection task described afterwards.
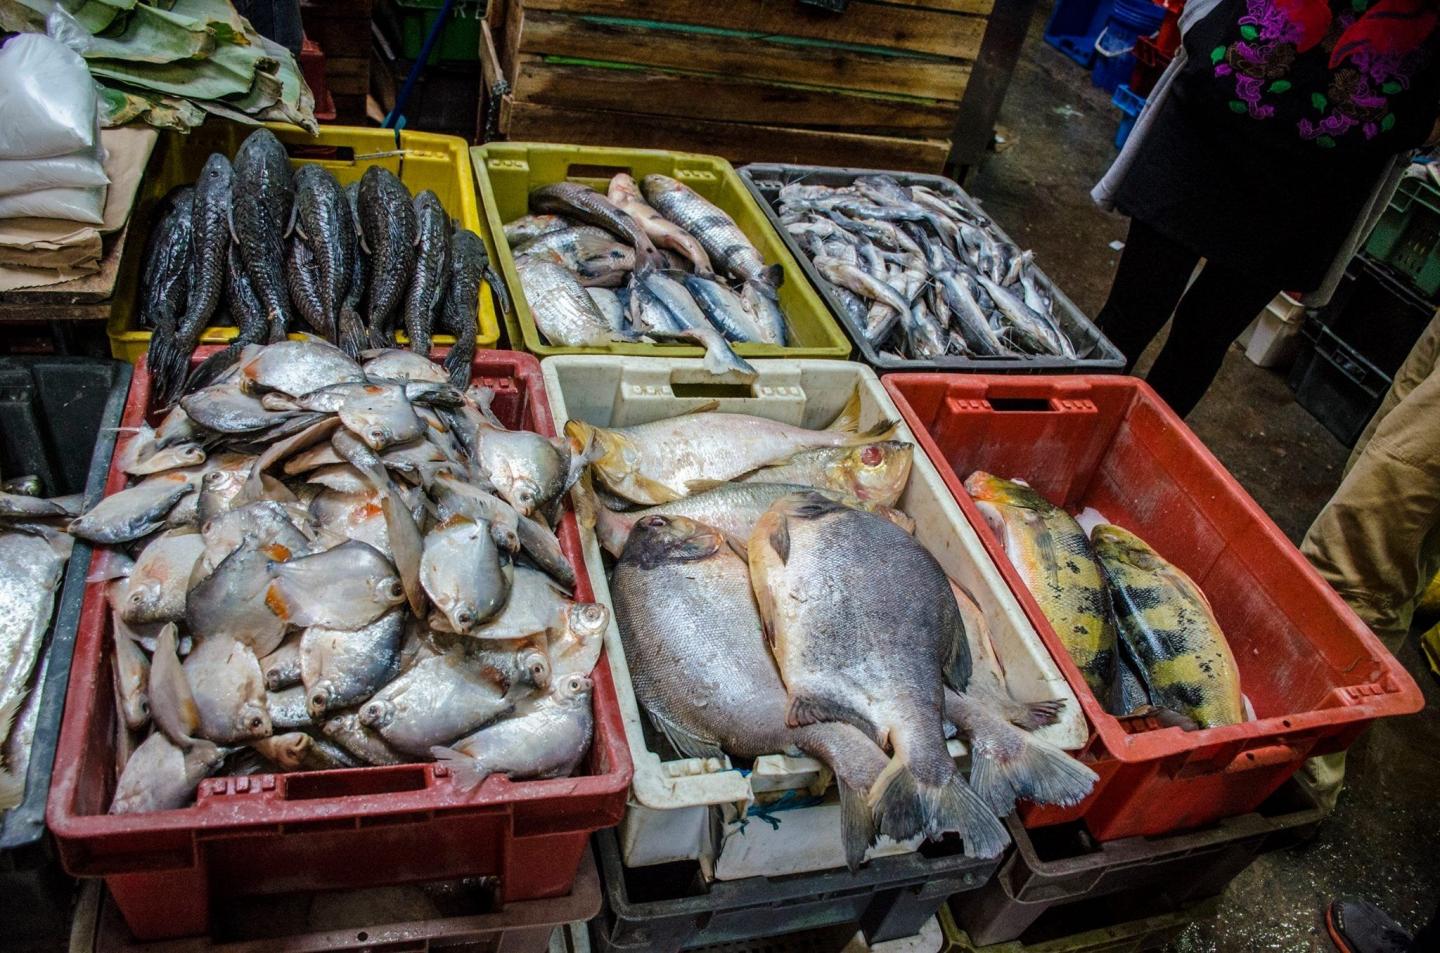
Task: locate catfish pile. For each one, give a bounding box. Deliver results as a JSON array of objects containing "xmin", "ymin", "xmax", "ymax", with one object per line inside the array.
[
  {"xmin": 67, "ymin": 340, "xmax": 605, "ymax": 814},
  {"xmin": 0, "ymin": 480, "xmax": 76, "ymax": 810},
  {"xmin": 567, "ymin": 396, "xmax": 1098, "ymax": 868},
  {"xmin": 763, "ymin": 174, "xmax": 1077, "ymax": 362},
  {"xmin": 505, "ymin": 173, "xmax": 792, "ymax": 379},
  {"xmin": 141, "ymin": 129, "xmax": 507, "ymax": 407},
  {"xmin": 967, "ymin": 474, "xmax": 1246, "ymax": 730}
]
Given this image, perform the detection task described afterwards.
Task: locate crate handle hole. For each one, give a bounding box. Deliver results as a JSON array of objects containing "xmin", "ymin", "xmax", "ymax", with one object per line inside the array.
[
  {"xmin": 281, "ymin": 765, "xmax": 428, "ymax": 800},
  {"xmin": 669, "ymin": 381, "xmax": 758, "ymax": 400},
  {"xmin": 567, "ymin": 163, "xmax": 632, "ymax": 181},
  {"xmin": 987, "ymin": 397, "xmax": 1055, "ymax": 412},
  {"xmin": 356, "ymin": 931, "xmax": 368, "ymax": 942},
  {"xmin": 286, "ymin": 143, "xmax": 356, "ymax": 165}
]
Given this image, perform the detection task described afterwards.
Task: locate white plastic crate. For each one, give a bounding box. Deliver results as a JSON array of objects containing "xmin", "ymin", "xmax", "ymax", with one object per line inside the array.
[
  {"xmin": 541, "ymin": 357, "xmax": 1087, "ymax": 880},
  {"xmin": 1243, "ymin": 292, "xmax": 1306, "ymax": 368}
]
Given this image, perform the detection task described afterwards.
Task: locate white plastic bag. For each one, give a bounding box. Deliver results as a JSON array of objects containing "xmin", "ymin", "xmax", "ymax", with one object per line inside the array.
[
  {"xmin": 0, "ymin": 185, "xmax": 106, "ymax": 224},
  {"xmin": 0, "ymin": 143, "xmax": 108, "ymax": 197},
  {"xmin": 0, "ymin": 33, "xmax": 98, "ymax": 160}
]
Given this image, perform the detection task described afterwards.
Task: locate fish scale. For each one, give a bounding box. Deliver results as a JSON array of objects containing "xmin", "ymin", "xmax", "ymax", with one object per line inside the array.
[
  {"xmin": 294, "ymin": 164, "xmax": 353, "ymax": 337},
  {"xmin": 231, "ymin": 130, "xmax": 295, "ymax": 343},
  {"xmin": 360, "ymin": 166, "xmax": 418, "ymax": 344},
  {"xmin": 405, "ymin": 190, "xmax": 451, "ymax": 355}
]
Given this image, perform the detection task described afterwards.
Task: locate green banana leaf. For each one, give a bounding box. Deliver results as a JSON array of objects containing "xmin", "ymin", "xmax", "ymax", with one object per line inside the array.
[
  {"xmin": 168, "ymin": 0, "xmax": 248, "ymax": 45},
  {"xmin": 100, "ymin": 83, "xmax": 205, "ymax": 131},
  {"xmin": 88, "ymin": 32, "xmax": 268, "ymax": 99},
  {"xmin": 78, "ymin": 2, "xmax": 215, "ymax": 63}
]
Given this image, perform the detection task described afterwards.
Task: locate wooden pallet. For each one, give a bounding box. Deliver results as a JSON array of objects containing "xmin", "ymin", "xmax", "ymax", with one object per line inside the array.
[
  {"xmin": 301, "ymin": 0, "xmax": 374, "ymax": 122},
  {"xmin": 482, "ymin": 0, "xmax": 986, "ymax": 172}
]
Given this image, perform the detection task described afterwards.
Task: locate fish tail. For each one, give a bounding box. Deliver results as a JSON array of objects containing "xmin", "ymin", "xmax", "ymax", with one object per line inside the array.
[
  {"xmin": 147, "ymin": 333, "xmax": 191, "ymax": 408},
  {"xmin": 969, "ymin": 724, "xmax": 1099, "ymax": 815},
  {"xmin": 0, "ymin": 770, "xmax": 22, "ymax": 812},
  {"xmin": 867, "ymin": 755, "xmax": 925, "ymax": 842},
  {"xmin": 430, "ymin": 746, "xmax": 490, "ymax": 792},
  {"xmin": 184, "ymin": 342, "xmax": 245, "ymax": 394},
  {"xmin": 338, "ymin": 307, "xmax": 369, "ymax": 361},
  {"xmin": 838, "ymin": 776, "xmax": 875, "ymax": 873},
  {"xmin": 919, "ymin": 773, "xmax": 1010, "ymax": 859},
  {"xmin": 826, "ymin": 388, "xmax": 863, "ymax": 433}
]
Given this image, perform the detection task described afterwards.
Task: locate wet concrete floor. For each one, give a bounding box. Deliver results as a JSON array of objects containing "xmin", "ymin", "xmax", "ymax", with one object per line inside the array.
[{"xmin": 963, "ymin": 6, "xmax": 1440, "ymax": 949}]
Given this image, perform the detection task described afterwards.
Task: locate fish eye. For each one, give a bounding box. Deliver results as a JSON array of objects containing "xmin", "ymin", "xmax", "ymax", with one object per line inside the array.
[
  {"xmin": 860, "ymin": 446, "xmax": 884, "ymax": 467},
  {"xmin": 369, "ymin": 427, "xmax": 388, "ymax": 443},
  {"xmin": 249, "ymin": 715, "xmax": 264, "ymax": 730},
  {"xmin": 640, "ymin": 515, "xmax": 667, "ymax": 528},
  {"xmin": 455, "ymin": 607, "xmax": 475, "ymax": 627}
]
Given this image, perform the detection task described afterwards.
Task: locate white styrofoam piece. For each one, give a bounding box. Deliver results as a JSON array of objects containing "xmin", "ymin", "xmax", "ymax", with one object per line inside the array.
[
  {"xmin": 1245, "ymin": 307, "xmax": 1304, "ymax": 368},
  {"xmin": 542, "ymin": 357, "xmax": 1086, "ymax": 874}
]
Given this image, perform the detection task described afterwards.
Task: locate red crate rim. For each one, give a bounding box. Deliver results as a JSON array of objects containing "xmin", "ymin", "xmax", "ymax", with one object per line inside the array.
[
  {"xmin": 48, "ymin": 345, "xmax": 632, "ymax": 841},
  {"xmin": 880, "ymin": 373, "xmax": 1424, "ymax": 765}
]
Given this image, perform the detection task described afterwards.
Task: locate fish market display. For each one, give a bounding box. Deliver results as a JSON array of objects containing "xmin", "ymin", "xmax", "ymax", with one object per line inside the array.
[
  {"xmin": 506, "ymin": 173, "xmax": 795, "ymax": 378},
  {"xmin": 143, "ymin": 129, "xmax": 506, "ymax": 405},
  {"xmin": 965, "ymin": 473, "xmax": 1244, "ymax": 729},
  {"xmin": 762, "ymin": 174, "xmax": 1076, "ymax": 362},
  {"xmin": 67, "ymin": 339, "xmax": 605, "ymax": 814},
  {"xmin": 1091, "ymin": 524, "xmax": 1245, "ymax": 729},
  {"xmin": 0, "ymin": 483, "xmax": 77, "ymax": 810},
  {"xmin": 573, "ymin": 400, "xmax": 1096, "ymax": 869}
]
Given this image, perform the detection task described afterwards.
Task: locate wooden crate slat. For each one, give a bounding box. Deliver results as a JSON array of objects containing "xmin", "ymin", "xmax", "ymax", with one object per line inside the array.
[
  {"xmin": 517, "ymin": 0, "xmax": 986, "ymax": 60},
  {"xmin": 514, "ymin": 10, "xmax": 972, "ymax": 100},
  {"xmin": 512, "ymin": 56, "xmax": 958, "ymax": 137},
  {"xmin": 500, "ymin": 97, "xmax": 949, "ymax": 172}
]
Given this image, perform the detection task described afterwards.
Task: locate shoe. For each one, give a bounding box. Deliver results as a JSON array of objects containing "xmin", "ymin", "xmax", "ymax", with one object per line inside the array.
[{"xmin": 1327, "ymin": 899, "xmax": 1414, "ymax": 953}]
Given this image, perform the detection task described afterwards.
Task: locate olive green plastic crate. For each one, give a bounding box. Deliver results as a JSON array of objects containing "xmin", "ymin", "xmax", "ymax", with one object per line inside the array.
[
  {"xmin": 1364, "ymin": 174, "xmax": 1440, "ymax": 300},
  {"xmin": 471, "ymin": 142, "xmax": 852, "ymax": 361}
]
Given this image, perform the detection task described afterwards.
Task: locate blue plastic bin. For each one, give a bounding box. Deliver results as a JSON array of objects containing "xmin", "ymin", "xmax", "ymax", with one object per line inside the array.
[
  {"xmin": 1091, "ymin": 0, "xmax": 1165, "ymax": 92},
  {"xmin": 1044, "ymin": 0, "xmax": 1115, "ymax": 68},
  {"xmin": 1113, "ymin": 83, "xmax": 1146, "ymax": 149}
]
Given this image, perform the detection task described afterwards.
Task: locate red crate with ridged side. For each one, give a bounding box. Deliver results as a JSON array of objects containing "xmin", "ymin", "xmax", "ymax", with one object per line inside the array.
[
  {"xmin": 881, "ymin": 373, "xmax": 1422, "ymax": 841},
  {"xmin": 47, "ymin": 347, "xmax": 632, "ymax": 941}
]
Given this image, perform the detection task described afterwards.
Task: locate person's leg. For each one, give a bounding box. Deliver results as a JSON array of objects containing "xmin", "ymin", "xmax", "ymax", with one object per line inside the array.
[
  {"xmin": 1094, "ymin": 218, "xmax": 1202, "ymax": 372},
  {"xmin": 1142, "ymin": 260, "xmax": 1280, "ymax": 417},
  {"xmin": 1409, "ymin": 901, "xmax": 1440, "ymax": 950},
  {"xmin": 1344, "ymin": 309, "xmax": 1440, "ymax": 476},
  {"xmin": 1299, "ymin": 314, "xmax": 1440, "ymax": 808}
]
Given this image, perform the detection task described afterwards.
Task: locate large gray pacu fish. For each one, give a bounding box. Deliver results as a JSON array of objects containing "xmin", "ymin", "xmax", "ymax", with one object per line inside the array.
[
  {"xmin": 611, "ymin": 513, "xmax": 898, "ymax": 870},
  {"xmin": 748, "ymin": 492, "xmax": 1009, "ymax": 858}
]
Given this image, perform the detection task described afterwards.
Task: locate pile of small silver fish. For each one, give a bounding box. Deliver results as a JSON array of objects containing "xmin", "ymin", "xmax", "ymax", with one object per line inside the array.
[
  {"xmin": 142, "ymin": 128, "xmax": 507, "ymax": 408},
  {"xmin": 505, "ymin": 173, "xmax": 792, "ymax": 379},
  {"xmin": 67, "ymin": 339, "xmax": 605, "ymax": 814},
  {"xmin": 967, "ymin": 473, "xmax": 1245, "ymax": 731},
  {"xmin": 763, "ymin": 175, "xmax": 1076, "ymax": 362},
  {"xmin": 567, "ymin": 396, "xmax": 1097, "ymax": 869},
  {"xmin": 0, "ymin": 479, "xmax": 76, "ymax": 811}
]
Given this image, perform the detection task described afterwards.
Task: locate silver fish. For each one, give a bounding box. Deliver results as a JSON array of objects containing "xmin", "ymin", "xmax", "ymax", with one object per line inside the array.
[
  {"xmin": 323, "ymin": 713, "xmax": 404, "ymax": 765},
  {"xmin": 121, "ymin": 529, "xmax": 205, "ymax": 625},
  {"xmin": 420, "ymin": 516, "xmax": 512, "ymax": 633},
  {"xmin": 359, "ymin": 648, "xmax": 511, "ymax": 756},
  {"xmin": 517, "ymin": 258, "xmax": 619, "ymax": 347},
  {"xmin": 641, "ymin": 174, "xmax": 780, "ymax": 286},
  {"xmin": 183, "ymin": 635, "xmax": 271, "ymax": 744},
  {"xmin": 432, "ymin": 672, "xmax": 593, "ymax": 790},
  {"xmin": 300, "ymin": 608, "xmax": 405, "ymax": 718},
  {"xmin": 265, "ymin": 540, "xmax": 406, "ymax": 631},
  {"xmin": 69, "ymin": 473, "xmax": 196, "ymax": 544},
  {"xmin": 110, "ymin": 732, "xmax": 224, "ymax": 814}
]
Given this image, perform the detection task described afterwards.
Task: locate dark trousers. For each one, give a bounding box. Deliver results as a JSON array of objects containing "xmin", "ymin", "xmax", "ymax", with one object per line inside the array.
[{"xmin": 1096, "ymin": 218, "xmax": 1281, "ymax": 418}]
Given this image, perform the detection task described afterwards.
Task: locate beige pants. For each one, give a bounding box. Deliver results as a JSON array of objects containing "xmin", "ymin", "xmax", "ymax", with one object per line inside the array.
[{"xmin": 1298, "ymin": 309, "xmax": 1440, "ymax": 807}]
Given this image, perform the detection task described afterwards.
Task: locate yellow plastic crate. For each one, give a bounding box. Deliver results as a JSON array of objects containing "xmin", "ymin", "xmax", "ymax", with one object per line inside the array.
[
  {"xmin": 471, "ymin": 141, "xmax": 852, "ymax": 360},
  {"xmin": 108, "ymin": 122, "xmax": 498, "ymax": 364}
]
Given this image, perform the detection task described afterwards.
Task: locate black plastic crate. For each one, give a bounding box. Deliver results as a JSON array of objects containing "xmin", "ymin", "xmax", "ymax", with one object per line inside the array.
[
  {"xmin": 1312, "ymin": 255, "xmax": 1432, "ymax": 378},
  {"xmin": 950, "ymin": 780, "xmax": 1326, "ymax": 947},
  {"xmin": 0, "ymin": 356, "xmax": 130, "ymax": 941},
  {"xmin": 1288, "ymin": 318, "xmax": 1390, "ymax": 449},
  {"xmin": 738, "ymin": 163, "xmax": 1125, "ymax": 374},
  {"xmin": 591, "ymin": 827, "xmax": 998, "ymax": 953}
]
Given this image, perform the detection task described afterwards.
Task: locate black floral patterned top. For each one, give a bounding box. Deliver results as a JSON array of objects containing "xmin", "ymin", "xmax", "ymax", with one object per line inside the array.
[{"xmin": 1114, "ymin": 0, "xmax": 1440, "ymax": 287}]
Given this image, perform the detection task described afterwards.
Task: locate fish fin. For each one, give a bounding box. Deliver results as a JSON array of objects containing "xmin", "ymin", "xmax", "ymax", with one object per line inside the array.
[
  {"xmin": 431, "ymin": 746, "xmax": 491, "ymax": 792},
  {"xmin": 634, "ymin": 472, "xmax": 684, "ymax": 505},
  {"xmin": 784, "ymin": 692, "xmax": 869, "ymax": 731},
  {"xmin": 0, "ymin": 769, "xmax": 22, "ymax": 812},
  {"xmin": 285, "ymin": 201, "xmax": 298, "ymax": 240},
  {"xmin": 683, "ymin": 478, "xmax": 728, "ymax": 495},
  {"xmin": 1126, "ymin": 705, "xmax": 1201, "ymax": 731},
  {"xmin": 227, "ymin": 204, "xmax": 240, "ymax": 246},
  {"xmin": 867, "ymin": 756, "xmax": 925, "ymax": 841},
  {"xmin": 767, "ymin": 513, "xmax": 790, "ymax": 564},
  {"xmin": 646, "ymin": 708, "xmax": 724, "ymax": 761},
  {"xmin": 763, "ymin": 263, "xmax": 784, "ymax": 288},
  {"xmin": 919, "ymin": 773, "xmax": 1010, "ymax": 858},
  {"xmin": 838, "ymin": 776, "xmax": 875, "ymax": 873},
  {"xmin": 826, "ymin": 389, "xmax": 863, "ymax": 433},
  {"xmin": 971, "ymin": 725, "xmax": 1098, "ymax": 815},
  {"xmin": 856, "ymin": 418, "xmax": 899, "ymax": 441},
  {"xmin": 570, "ymin": 470, "xmax": 598, "ymax": 530},
  {"xmin": 151, "ymin": 622, "xmax": 201, "ymax": 745},
  {"xmin": 0, "ymin": 693, "xmax": 23, "ymax": 754},
  {"xmin": 1010, "ymin": 698, "xmax": 1066, "ymax": 731},
  {"xmin": 722, "ymin": 532, "xmax": 748, "ymax": 563}
]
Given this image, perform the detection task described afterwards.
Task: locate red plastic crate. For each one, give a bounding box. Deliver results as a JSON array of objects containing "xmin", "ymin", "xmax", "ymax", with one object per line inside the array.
[
  {"xmin": 47, "ymin": 346, "xmax": 632, "ymax": 941},
  {"xmin": 299, "ymin": 35, "xmax": 337, "ymax": 123},
  {"xmin": 881, "ymin": 374, "xmax": 1422, "ymax": 841},
  {"xmin": 1130, "ymin": 34, "xmax": 1173, "ymax": 97}
]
